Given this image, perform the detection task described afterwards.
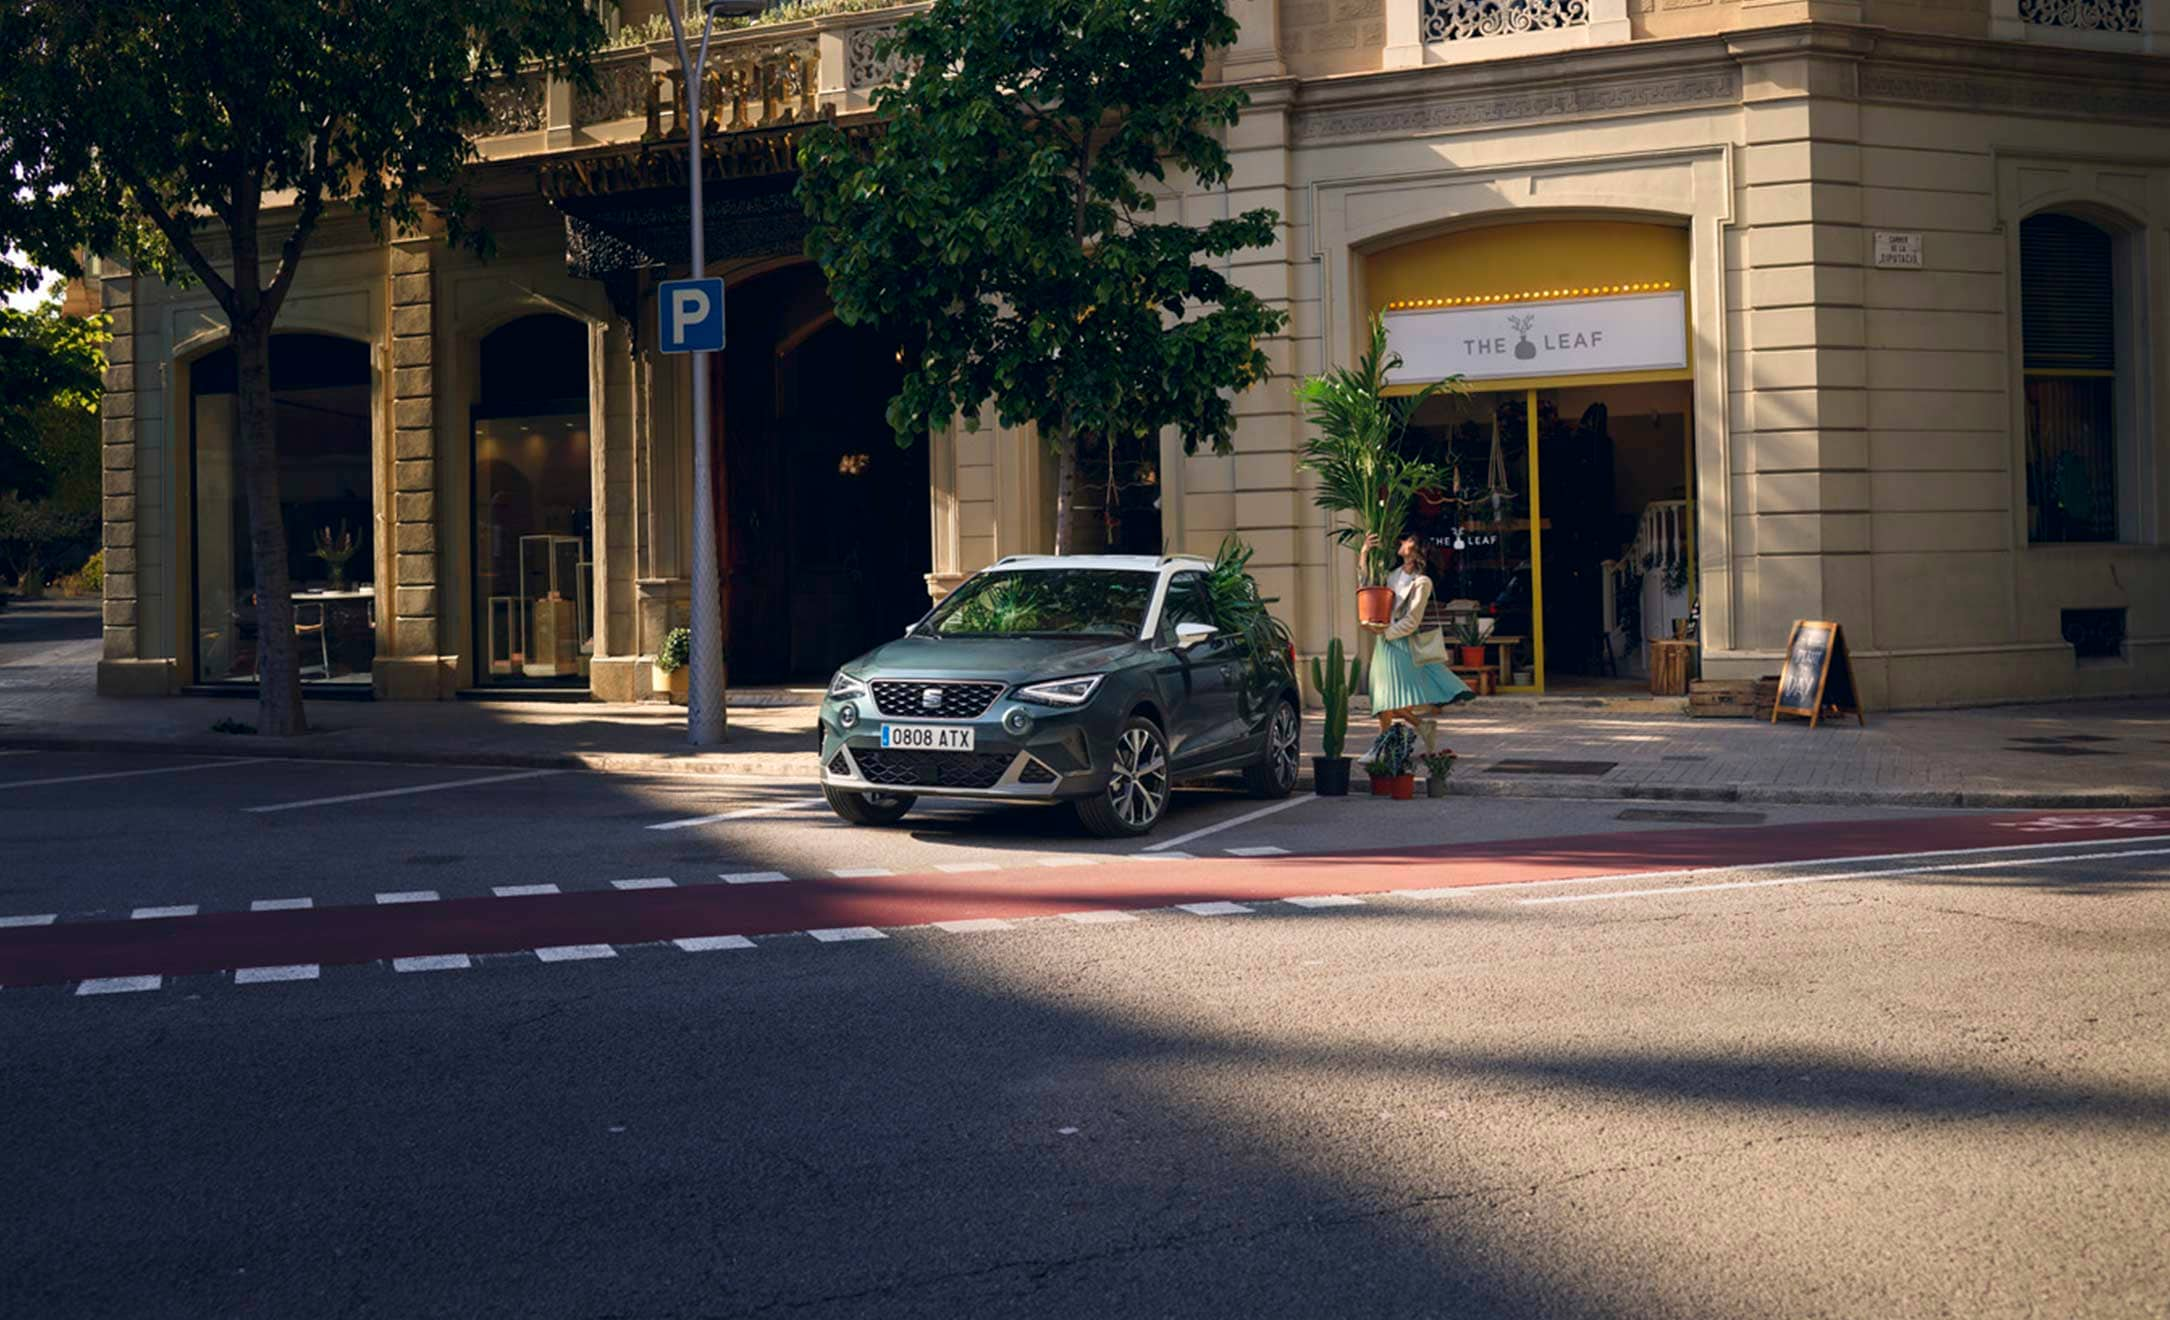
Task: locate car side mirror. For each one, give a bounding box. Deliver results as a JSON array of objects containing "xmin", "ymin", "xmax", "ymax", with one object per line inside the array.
[{"xmin": 1174, "ymin": 622, "xmax": 1218, "ymax": 650}]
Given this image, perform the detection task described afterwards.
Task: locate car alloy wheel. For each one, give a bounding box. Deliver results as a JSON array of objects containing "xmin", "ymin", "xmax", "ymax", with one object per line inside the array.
[
  {"xmin": 1108, "ymin": 724, "xmax": 1169, "ymax": 830},
  {"xmin": 1270, "ymin": 701, "xmax": 1300, "ymax": 788}
]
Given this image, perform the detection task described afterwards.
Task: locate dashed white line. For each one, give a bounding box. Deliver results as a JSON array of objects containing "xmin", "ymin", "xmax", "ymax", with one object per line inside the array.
[
  {"xmin": 250, "ymin": 897, "xmax": 314, "ymax": 911},
  {"xmin": 1285, "ymin": 895, "xmax": 1365, "ymax": 908},
  {"xmin": 673, "ymin": 934, "xmax": 755, "ymax": 953},
  {"xmin": 392, "ymin": 954, "xmax": 470, "ymax": 973},
  {"xmin": 934, "ymin": 862, "xmax": 1000, "ymax": 874},
  {"xmin": 245, "ymin": 768, "xmax": 563, "ymax": 814},
  {"xmin": 131, "ymin": 905, "xmax": 198, "ymax": 920},
  {"xmin": 235, "ymin": 964, "xmax": 320, "ymax": 985},
  {"xmin": 807, "ymin": 926, "xmax": 887, "ymax": 943},
  {"xmin": 1393, "ymin": 887, "xmax": 1473, "ymax": 900},
  {"xmin": 493, "ymin": 884, "xmax": 560, "ymax": 898},
  {"xmin": 1062, "ymin": 910, "xmax": 1137, "ymax": 924},
  {"xmin": 8, "ymin": 758, "xmax": 271, "ymax": 790},
  {"xmin": 934, "ymin": 918, "xmax": 1015, "ymax": 933},
  {"xmin": 611, "ymin": 878, "xmax": 676, "ymax": 891},
  {"xmin": 1227, "ymin": 846, "xmax": 1292, "ymax": 857},
  {"xmin": 831, "ymin": 867, "xmax": 894, "ymax": 878},
  {"xmin": 721, "ymin": 871, "xmax": 791, "ymax": 885},
  {"xmin": 1036, "ymin": 856, "xmax": 1101, "ymax": 868},
  {"xmin": 1143, "ymin": 794, "xmax": 1316, "ymax": 853},
  {"xmin": 0, "ymin": 913, "xmax": 57, "ymax": 928},
  {"xmin": 77, "ymin": 975, "xmax": 161, "ymax": 995},
  {"xmin": 1523, "ymin": 844, "xmax": 2170, "ymax": 906},
  {"xmin": 534, "ymin": 944, "xmax": 618, "ymax": 962},
  {"xmin": 1120, "ymin": 851, "xmax": 1195, "ymax": 863},
  {"xmin": 375, "ymin": 891, "xmax": 439, "ymax": 905},
  {"xmin": 647, "ymin": 798, "xmax": 827, "ymax": 831},
  {"xmin": 1177, "ymin": 901, "xmax": 1253, "ymax": 916}
]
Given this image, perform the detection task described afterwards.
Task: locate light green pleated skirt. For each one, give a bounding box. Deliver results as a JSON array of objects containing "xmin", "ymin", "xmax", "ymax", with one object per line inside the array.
[{"xmin": 1370, "ymin": 635, "xmax": 1476, "ymax": 713}]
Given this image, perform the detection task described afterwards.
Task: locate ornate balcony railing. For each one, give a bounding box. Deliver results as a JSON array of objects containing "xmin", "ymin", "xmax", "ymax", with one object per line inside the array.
[{"xmin": 2017, "ymin": 0, "xmax": 2142, "ymax": 31}]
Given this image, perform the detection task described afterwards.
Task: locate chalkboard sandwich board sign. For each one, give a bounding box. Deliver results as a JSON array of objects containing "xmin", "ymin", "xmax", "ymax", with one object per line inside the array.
[{"xmin": 1772, "ymin": 620, "xmax": 1864, "ymax": 728}]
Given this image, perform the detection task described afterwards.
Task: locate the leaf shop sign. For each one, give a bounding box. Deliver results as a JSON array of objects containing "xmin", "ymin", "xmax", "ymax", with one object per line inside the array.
[{"xmin": 1383, "ymin": 291, "xmax": 1687, "ymax": 384}]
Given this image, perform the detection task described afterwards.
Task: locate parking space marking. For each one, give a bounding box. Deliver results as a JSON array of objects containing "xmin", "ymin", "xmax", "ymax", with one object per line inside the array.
[
  {"xmin": 1524, "ymin": 843, "xmax": 2170, "ymax": 907},
  {"xmin": 7, "ymin": 757, "xmax": 271, "ymax": 790},
  {"xmin": 673, "ymin": 934, "xmax": 754, "ymax": 952},
  {"xmin": 494, "ymin": 885, "xmax": 559, "ymax": 898},
  {"xmin": 1228, "ymin": 845, "xmax": 1291, "ymax": 857},
  {"xmin": 934, "ymin": 862, "xmax": 1000, "ymax": 874},
  {"xmin": 832, "ymin": 867, "xmax": 893, "ymax": 878},
  {"xmin": 0, "ymin": 749, "xmax": 34, "ymax": 757},
  {"xmin": 1062, "ymin": 910, "xmax": 1138, "ymax": 924},
  {"xmin": 534, "ymin": 944, "xmax": 617, "ymax": 962},
  {"xmin": 611, "ymin": 878, "xmax": 676, "ymax": 891},
  {"xmin": 244, "ymin": 768, "xmax": 562, "ymax": 814},
  {"xmin": 77, "ymin": 976, "xmax": 161, "ymax": 995},
  {"xmin": 251, "ymin": 898, "xmax": 313, "ymax": 911},
  {"xmin": 235, "ymin": 965, "xmax": 319, "ymax": 985},
  {"xmin": 132, "ymin": 905, "xmax": 198, "ymax": 920},
  {"xmin": 722, "ymin": 871, "xmax": 791, "ymax": 885},
  {"xmin": 375, "ymin": 891, "xmax": 438, "ymax": 905},
  {"xmin": 0, "ymin": 914, "xmax": 57, "ymax": 928},
  {"xmin": 1142, "ymin": 795, "xmax": 1316, "ymax": 854},
  {"xmin": 935, "ymin": 918, "xmax": 1015, "ymax": 933},
  {"xmin": 1285, "ymin": 895, "xmax": 1365, "ymax": 908},
  {"xmin": 647, "ymin": 798, "xmax": 826, "ymax": 831},
  {"xmin": 393, "ymin": 954, "xmax": 470, "ymax": 973},
  {"xmin": 1037, "ymin": 856, "xmax": 1101, "ymax": 868},
  {"xmin": 1177, "ymin": 901, "xmax": 1253, "ymax": 916},
  {"xmin": 807, "ymin": 927, "xmax": 887, "ymax": 943}
]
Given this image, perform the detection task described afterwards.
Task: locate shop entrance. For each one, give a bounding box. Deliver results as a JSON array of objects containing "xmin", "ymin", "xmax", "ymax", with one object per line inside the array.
[{"xmin": 717, "ymin": 263, "xmax": 928, "ymax": 686}]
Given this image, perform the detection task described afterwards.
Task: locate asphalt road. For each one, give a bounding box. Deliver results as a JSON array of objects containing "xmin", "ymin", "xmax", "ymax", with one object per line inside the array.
[{"xmin": 2, "ymin": 750, "xmax": 2167, "ymax": 1317}]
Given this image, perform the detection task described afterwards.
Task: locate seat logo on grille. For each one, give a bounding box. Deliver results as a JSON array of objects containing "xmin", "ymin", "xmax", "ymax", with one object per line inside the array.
[{"xmin": 921, "ymin": 687, "xmax": 945, "ymax": 711}]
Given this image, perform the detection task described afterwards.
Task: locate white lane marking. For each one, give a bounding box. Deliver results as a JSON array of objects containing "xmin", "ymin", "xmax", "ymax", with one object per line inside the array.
[
  {"xmin": 77, "ymin": 975, "xmax": 161, "ymax": 995},
  {"xmin": 131, "ymin": 905, "xmax": 198, "ymax": 920},
  {"xmin": 392, "ymin": 954, "xmax": 470, "ymax": 973},
  {"xmin": 534, "ymin": 944, "xmax": 617, "ymax": 962},
  {"xmin": 832, "ymin": 867, "xmax": 894, "ymax": 878},
  {"xmin": 647, "ymin": 798, "xmax": 827, "ymax": 831},
  {"xmin": 1062, "ymin": 910, "xmax": 1137, "ymax": 924},
  {"xmin": 1037, "ymin": 856, "xmax": 1100, "ymax": 868},
  {"xmin": 494, "ymin": 884, "xmax": 560, "ymax": 898},
  {"xmin": 1177, "ymin": 901, "xmax": 1253, "ymax": 916},
  {"xmin": 0, "ymin": 913, "xmax": 57, "ymax": 928},
  {"xmin": 250, "ymin": 897, "xmax": 313, "ymax": 911},
  {"xmin": 1227, "ymin": 845, "xmax": 1291, "ymax": 857},
  {"xmin": 1525, "ymin": 844, "xmax": 2170, "ymax": 906},
  {"xmin": 0, "ymin": 749, "xmax": 35, "ymax": 757},
  {"xmin": 722, "ymin": 871, "xmax": 791, "ymax": 885},
  {"xmin": 245, "ymin": 768, "xmax": 563, "ymax": 814},
  {"xmin": 935, "ymin": 918, "xmax": 1015, "ymax": 933},
  {"xmin": 611, "ymin": 878, "xmax": 676, "ymax": 891},
  {"xmin": 807, "ymin": 926, "xmax": 887, "ymax": 942},
  {"xmin": 1286, "ymin": 895, "xmax": 1365, "ymax": 908},
  {"xmin": 235, "ymin": 964, "xmax": 319, "ymax": 984},
  {"xmin": 7, "ymin": 758, "xmax": 271, "ymax": 790},
  {"xmin": 674, "ymin": 934, "xmax": 755, "ymax": 952},
  {"xmin": 934, "ymin": 862, "xmax": 1000, "ymax": 874},
  {"xmin": 1143, "ymin": 794, "xmax": 1316, "ymax": 853},
  {"xmin": 375, "ymin": 891, "xmax": 438, "ymax": 905},
  {"xmin": 1121, "ymin": 851, "xmax": 1194, "ymax": 862}
]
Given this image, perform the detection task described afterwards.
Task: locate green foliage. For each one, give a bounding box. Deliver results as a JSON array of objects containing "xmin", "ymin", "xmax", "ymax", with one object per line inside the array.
[
  {"xmin": 0, "ymin": 295, "xmax": 108, "ymax": 511},
  {"xmin": 1454, "ymin": 614, "xmax": 1483, "ymax": 647},
  {"xmin": 1362, "ymin": 721, "xmax": 1418, "ymax": 778},
  {"xmin": 946, "ymin": 577, "xmax": 1049, "ymax": 635},
  {"xmin": 931, "ymin": 569, "xmax": 1155, "ymax": 636},
  {"xmin": 1422, "ymin": 748, "xmax": 1456, "ymax": 778},
  {"xmin": 607, "ymin": 0, "xmax": 901, "ymax": 47},
  {"xmin": 1295, "ymin": 315, "xmax": 1462, "ymax": 587},
  {"xmin": 657, "ymin": 627, "xmax": 692, "ymax": 674},
  {"xmin": 0, "ymin": 491, "xmax": 94, "ymax": 592},
  {"xmin": 796, "ymin": 0, "xmax": 1288, "ymax": 548},
  {"xmin": 1204, "ymin": 535, "xmax": 1292, "ymax": 663},
  {"xmin": 1308, "ymin": 636, "xmax": 1357, "ymax": 761}
]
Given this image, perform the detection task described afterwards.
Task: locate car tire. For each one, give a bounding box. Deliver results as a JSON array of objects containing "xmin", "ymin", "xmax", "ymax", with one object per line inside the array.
[
  {"xmin": 824, "ymin": 785, "xmax": 915, "ymax": 826},
  {"xmin": 1075, "ymin": 716, "xmax": 1171, "ymax": 838},
  {"xmin": 1242, "ymin": 698, "xmax": 1301, "ymax": 800}
]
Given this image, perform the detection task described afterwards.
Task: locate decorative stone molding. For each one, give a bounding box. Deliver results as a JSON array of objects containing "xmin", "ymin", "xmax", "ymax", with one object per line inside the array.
[
  {"xmin": 1423, "ymin": 0, "xmax": 1589, "ymax": 41},
  {"xmin": 572, "ymin": 57, "xmax": 655, "ymax": 127},
  {"xmin": 845, "ymin": 24, "xmax": 911, "ymax": 90},
  {"xmin": 479, "ymin": 76, "xmax": 547, "ymax": 135},
  {"xmin": 1858, "ymin": 65, "xmax": 2170, "ymax": 121},
  {"xmin": 1291, "ymin": 69, "xmax": 1739, "ymax": 141},
  {"xmin": 2018, "ymin": 0, "xmax": 2141, "ymax": 30}
]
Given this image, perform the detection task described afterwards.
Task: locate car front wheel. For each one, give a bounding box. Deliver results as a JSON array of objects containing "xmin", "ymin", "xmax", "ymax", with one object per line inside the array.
[
  {"xmin": 1242, "ymin": 698, "xmax": 1301, "ymax": 799},
  {"xmin": 1075, "ymin": 717, "xmax": 1171, "ymax": 838},
  {"xmin": 824, "ymin": 785, "xmax": 915, "ymax": 826}
]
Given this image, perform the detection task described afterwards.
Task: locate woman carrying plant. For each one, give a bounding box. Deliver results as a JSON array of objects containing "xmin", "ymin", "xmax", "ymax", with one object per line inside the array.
[{"xmin": 1360, "ymin": 532, "xmax": 1475, "ymax": 749}]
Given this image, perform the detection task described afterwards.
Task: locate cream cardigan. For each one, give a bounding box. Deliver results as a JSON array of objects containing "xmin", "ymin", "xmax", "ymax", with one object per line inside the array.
[{"xmin": 1382, "ymin": 568, "xmax": 1433, "ymax": 642}]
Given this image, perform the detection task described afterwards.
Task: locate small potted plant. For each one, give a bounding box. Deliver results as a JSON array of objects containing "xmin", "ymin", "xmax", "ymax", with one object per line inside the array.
[
  {"xmin": 1422, "ymin": 749, "xmax": 1456, "ymax": 799},
  {"xmin": 652, "ymin": 627, "xmax": 691, "ymax": 704},
  {"xmin": 1363, "ymin": 721, "xmax": 1418, "ymax": 800},
  {"xmin": 312, "ymin": 521, "xmax": 357, "ymax": 590},
  {"xmin": 1455, "ymin": 614, "xmax": 1487, "ymax": 669},
  {"xmin": 1308, "ymin": 637, "xmax": 1357, "ymax": 797}
]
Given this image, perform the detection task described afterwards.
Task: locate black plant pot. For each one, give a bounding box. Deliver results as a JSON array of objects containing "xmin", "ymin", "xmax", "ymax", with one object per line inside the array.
[{"xmin": 1312, "ymin": 756, "xmax": 1352, "ymax": 797}]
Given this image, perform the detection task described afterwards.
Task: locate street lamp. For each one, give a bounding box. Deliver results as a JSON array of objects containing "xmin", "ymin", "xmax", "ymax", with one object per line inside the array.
[{"xmin": 661, "ymin": 0, "xmax": 767, "ymax": 747}]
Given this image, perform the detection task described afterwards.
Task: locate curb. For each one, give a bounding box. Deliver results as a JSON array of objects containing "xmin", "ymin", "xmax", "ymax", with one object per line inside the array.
[{"xmin": 6, "ymin": 730, "xmax": 2168, "ymax": 809}]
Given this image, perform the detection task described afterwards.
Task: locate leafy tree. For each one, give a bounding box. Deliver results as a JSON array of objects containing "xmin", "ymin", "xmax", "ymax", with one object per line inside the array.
[
  {"xmin": 0, "ymin": 0, "xmax": 602, "ymax": 733},
  {"xmin": 0, "ymin": 293, "xmax": 107, "ymax": 511},
  {"xmin": 797, "ymin": 0, "xmax": 1287, "ymax": 554},
  {"xmin": 0, "ymin": 492, "xmax": 93, "ymax": 595}
]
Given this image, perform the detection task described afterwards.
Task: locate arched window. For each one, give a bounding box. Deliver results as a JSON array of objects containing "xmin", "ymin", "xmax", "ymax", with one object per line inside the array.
[{"xmin": 2021, "ymin": 212, "xmax": 2124, "ymax": 544}]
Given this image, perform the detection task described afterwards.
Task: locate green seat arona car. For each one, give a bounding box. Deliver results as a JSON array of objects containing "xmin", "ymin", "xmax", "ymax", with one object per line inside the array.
[{"xmin": 819, "ymin": 555, "xmax": 1303, "ymax": 837}]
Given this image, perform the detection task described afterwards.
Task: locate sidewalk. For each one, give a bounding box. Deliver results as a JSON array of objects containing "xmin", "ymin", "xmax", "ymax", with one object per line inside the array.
[{"xmin": 1, "ymin": 604, "xmax": 2165, "ymax": 807}]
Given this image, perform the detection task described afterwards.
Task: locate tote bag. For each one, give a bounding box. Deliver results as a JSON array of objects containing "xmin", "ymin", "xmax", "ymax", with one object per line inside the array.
[{"xmin": 1409, "ymin": 627, "xmax": 1449, "ymax": 668}]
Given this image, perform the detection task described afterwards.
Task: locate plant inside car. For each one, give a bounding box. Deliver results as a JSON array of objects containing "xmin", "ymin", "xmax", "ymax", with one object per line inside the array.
[
  {"xmin": 1296, "ymin": 314, "xmax": 1459, "ymax": 627},
  {"xmin": 818, "ymin": 555, "xmax": 1303, "ymax": 837},
  {"xmin": 1308, "ymin": 636, "xmax": 1357, "ymax": 796},
  {"xmin": 1363, "ymin": 720, "xmax": 1418, "ymax": 800}
]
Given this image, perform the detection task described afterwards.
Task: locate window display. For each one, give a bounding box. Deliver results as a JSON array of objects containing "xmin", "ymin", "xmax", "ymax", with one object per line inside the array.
[{"xmin": 473, "ymin": 414, "xmax": 593, "ymax": 685}]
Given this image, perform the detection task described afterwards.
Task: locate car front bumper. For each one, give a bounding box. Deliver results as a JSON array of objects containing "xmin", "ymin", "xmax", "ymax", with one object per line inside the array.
[{"xmin": 817, "ymin": 695, "xmax": 1111, "ymax": 801}]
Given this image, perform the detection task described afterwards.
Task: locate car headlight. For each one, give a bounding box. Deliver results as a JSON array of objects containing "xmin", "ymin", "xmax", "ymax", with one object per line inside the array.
[
  {"xmin": 828, "ymin": 671, "xmax": 868, "ymax": 701},
  {"xmin": 1014, "ymin": 674, "xmax": 1103, "ymax": 707}
]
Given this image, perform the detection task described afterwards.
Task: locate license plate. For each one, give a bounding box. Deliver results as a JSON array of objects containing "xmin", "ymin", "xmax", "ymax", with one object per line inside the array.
[{"xmin": 880, "ymin": 723, "xmax": 975, "ymax": 752}]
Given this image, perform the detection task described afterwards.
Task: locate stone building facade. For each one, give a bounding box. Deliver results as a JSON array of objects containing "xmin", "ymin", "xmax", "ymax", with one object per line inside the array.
[{"xmin": 97, "ymin": 0, "xmax": 2170, "ymax": 709}]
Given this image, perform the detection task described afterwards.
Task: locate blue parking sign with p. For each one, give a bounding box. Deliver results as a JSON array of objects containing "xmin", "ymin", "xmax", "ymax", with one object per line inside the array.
[{"xmin": 658, "ymin": 277, "xmax": 726, "ymax": 354}]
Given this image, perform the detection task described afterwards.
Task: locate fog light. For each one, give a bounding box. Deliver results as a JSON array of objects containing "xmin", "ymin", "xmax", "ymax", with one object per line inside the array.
[
  {"xmin": 1003, "ymin": 707, "xmax": 1032, "ymax": 737},
  {"xmin": 838, "ymin": 703, "xmax": 859, "ymax": 729}
]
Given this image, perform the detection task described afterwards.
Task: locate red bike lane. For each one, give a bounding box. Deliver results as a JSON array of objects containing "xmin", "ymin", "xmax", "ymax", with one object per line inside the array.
[{"xmin": 5, "ymin": 808, "xmax": 2167, "ymax": 988}]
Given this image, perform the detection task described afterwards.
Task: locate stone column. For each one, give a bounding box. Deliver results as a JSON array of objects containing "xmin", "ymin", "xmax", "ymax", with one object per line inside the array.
[
  {"xmin": 376, "ymin": 236, "xmax": 450, "ymax": 699},
  {"xmin": 94, "ymin": 266, "xmax": 170, "ymax": 695}
]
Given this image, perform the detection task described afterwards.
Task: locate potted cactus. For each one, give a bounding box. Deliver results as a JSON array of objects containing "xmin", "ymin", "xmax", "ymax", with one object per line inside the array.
[{"xmin": 1308, "ymin": 637, "xmax": 1357, "ymax": 796}]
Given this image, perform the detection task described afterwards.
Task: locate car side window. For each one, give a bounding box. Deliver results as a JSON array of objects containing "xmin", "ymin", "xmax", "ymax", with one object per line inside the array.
[{"xmin": 1159, "ymin": 574, "xmax": 1216, "ymax": 644}]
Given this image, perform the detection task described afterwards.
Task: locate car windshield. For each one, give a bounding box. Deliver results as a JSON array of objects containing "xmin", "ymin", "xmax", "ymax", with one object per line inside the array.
[{"xmin": 923, "ymin": 569, "xmax": 1155, "ymax": 638}]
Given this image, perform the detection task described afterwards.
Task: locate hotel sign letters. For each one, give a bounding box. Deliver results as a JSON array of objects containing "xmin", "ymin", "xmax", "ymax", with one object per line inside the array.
[{"xmin": 1382, "ymin": 291, "xmax": 1687, "ymax": 384}]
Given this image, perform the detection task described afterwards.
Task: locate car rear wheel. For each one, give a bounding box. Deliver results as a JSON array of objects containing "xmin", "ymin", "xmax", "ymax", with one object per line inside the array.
[
  {"xmin": 824, "ymin": 785, "xmax": 915, "ymax": 826},
  {"xmin": 1242, "ymin": 698, "xmax": 1301, "ymax": 799},
  {"xmin": 1076, "ymin": 717, "xmax": 1170, "ymax": 838}
]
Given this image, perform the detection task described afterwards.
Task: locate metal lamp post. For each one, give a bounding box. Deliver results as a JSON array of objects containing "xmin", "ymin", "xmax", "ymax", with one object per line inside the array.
[{"xmin": 662, "ymin": 0, "xmax": 767, "ymax": 746}]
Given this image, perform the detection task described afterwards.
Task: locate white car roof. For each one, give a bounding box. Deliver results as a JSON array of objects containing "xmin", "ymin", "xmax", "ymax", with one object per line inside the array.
[{"xmin": 989, "ymin": 555, "xmax": 1209, "ymax": 573}]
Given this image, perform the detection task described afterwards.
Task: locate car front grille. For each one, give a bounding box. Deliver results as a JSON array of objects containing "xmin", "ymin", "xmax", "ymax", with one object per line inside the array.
[
  {"xmin": 853, "ymin": 749, "xmax": 1013, "ymax": 790},
  {"xmin": 871, "ymin": 680, "xmax": 1006, "ymax": 720}
]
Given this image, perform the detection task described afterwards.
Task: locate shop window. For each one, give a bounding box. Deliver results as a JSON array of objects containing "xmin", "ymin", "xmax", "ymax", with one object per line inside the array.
[
  {"xmin": 190, "ymin": 335, "xmax": 375, "ymax": 685},
  {"xmin": 2021, "ymin": 212, "xmax": 2126, "ymax": 544}
]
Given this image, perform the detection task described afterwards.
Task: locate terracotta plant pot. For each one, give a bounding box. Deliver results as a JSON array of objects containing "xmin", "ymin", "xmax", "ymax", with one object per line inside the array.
[
  {"xmin": 1312, "ymin": 757, "xmax": 1351, "ymax": 797},
  {"xmin": 1369, "ymin": 774, "xmax": 1391, "ymax": 797},
  {"xmin": 1356, "ymin": 586, "xmax": 1395, "ymax": 627},
  {"xmin": 1389, "ymin": 774, "xmax": 1416, "ymax": 801},
  {"xmin": 1459, "ymin": 645, "xmax": 1488, "ymax": 668}
]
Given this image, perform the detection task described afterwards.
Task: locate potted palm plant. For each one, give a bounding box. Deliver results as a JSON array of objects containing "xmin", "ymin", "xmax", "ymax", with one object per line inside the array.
[
  {"xmin": 1297, "ymin": 314, "xmax": 1458, "ymax": 626},
  {"xmin": 1308, "ymin": 637, "xmax": 1357, "ymax": 796}
]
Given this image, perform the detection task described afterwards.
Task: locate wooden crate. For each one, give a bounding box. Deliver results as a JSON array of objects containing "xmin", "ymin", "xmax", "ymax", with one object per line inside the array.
[
  {"xmin": 1648, "ymin": 641, "xmax": 1694, "ymax": 696},
  {"xmin": 1688, "ymin": 679, "xmax": 1760, "ymax": 718}
]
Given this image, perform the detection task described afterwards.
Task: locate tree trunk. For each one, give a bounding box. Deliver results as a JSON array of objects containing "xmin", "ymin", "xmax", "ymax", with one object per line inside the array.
[
  {"xmin": 231, "ymin": 315, "xmax": 306, "ymax": 736},
  {"xmin": 1052, "ymin": 432, "xmax": 1108, "ymax": 557}
]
